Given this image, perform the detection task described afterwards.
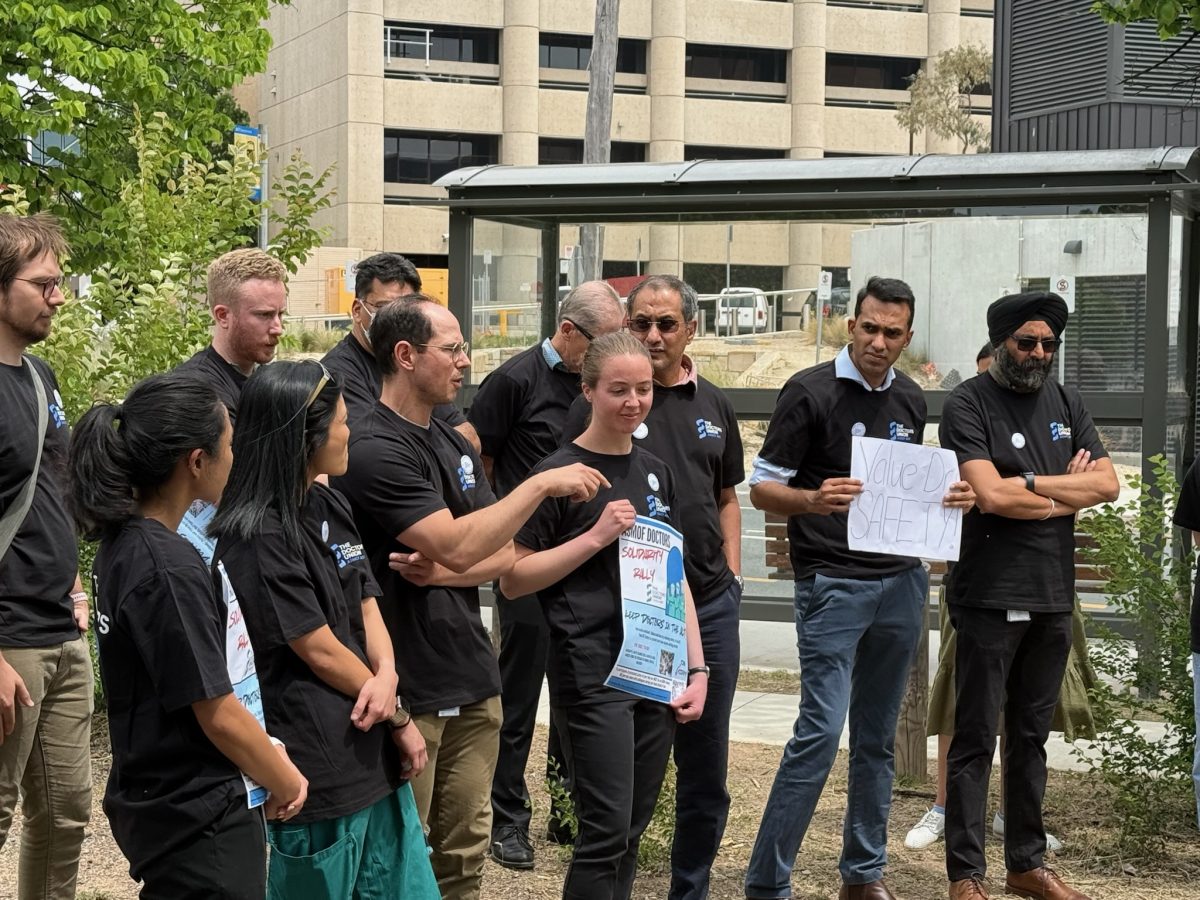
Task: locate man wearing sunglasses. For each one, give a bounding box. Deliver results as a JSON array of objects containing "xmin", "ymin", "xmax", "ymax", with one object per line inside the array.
[
  {"xmin": 322, "ymin": 251, "xmax": 480, "ymax": 452},
  {"xmin": 939, "ymin": 292, "xmax": 1118, "ymax": 900},
  {"xmin": 468, "ymin": 281, "xmax": 624, "ymax": 871},
  {"xmin": 560, "ymin": 273, "xmax": 744, "ymax": 899}
]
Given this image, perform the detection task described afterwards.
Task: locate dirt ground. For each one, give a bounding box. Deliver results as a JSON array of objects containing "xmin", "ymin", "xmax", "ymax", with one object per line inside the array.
[{"xmin": 2, "ymin": 718, "xmax": 1198, "ymax": 900}]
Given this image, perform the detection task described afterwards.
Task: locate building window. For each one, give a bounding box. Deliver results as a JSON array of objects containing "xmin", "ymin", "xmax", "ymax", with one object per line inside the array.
[
  {"xmin": 384, "ymin": 130, "xmax": 499, "ymax": 184},
  {"xmin": 685, "ymin": 44, "xmax": 787, "ymax": 83},
  {"xmin": 825, "ymin": 53, "xmax": 921, "ymax": 90},
  {"xmin": 685, "ymin": 145, "xmax": 787, "ymax": 160},
  {"xmin": 538, "ymin": 33, "xmax": 648, "ymax": 74},
  {"xmin": 385, "ymin": 23, "xmax": 500, "ymax": 64},
  {"xmin": 538, "ymin": 139, "xmax": 647, "ymax": 165}
]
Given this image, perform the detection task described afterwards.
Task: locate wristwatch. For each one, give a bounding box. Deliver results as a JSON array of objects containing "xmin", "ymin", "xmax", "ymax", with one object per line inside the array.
[
  {"xmin": 687, "ymin": 665, "xmax": 711, "ymax": 680},
  {"xmin": 733, "ymin": 574, "xmax": 744, "ymax": 590},
  {"xmin": 388, "ymin": 696, "xmax": 412, "ymax": 729},
  {"xmin": 1023, "ymin": 472, "xmax": 1036, "ymax": 492}
]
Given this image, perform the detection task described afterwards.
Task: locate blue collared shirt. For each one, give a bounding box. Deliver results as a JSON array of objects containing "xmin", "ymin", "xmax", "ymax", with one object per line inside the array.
[
  {"xmin": 541, "ymin": 338, "xmax": 567, "ymax": 371},
  {"xmin": 834, "ymin": 344, "xmax": 895, "ymax": 392}
]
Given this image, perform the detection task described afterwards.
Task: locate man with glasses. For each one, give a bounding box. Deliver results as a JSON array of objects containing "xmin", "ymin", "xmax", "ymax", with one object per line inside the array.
[
  {"xmin": 562, "ymin": 274, "xmax": 744, "ymax": 900},
  {"xmin": 322, "ymin": 251, "xmax": 480, "ymax": 451},
  {"xmin": 0, "ymin": 213, "xmax": 92, "ymax": 900},
  {"xmin": 333, "ymin": 297, "xmax": 607, "ymax": 900},
  {"xmin": 940, "ymin": 291, "xmax": 1117, "ymax": 900},
  {"xmin": 468, "ymin": 280, "xmax": 624, "ymax": 870},
  {"xmin": 744, "ymin": 276, "xmax": 974, "ymax": 900}
]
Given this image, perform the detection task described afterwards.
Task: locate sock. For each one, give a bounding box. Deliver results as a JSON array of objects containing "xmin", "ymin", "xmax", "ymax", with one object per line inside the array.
[{"xmin": 932, "ymin": 805, "xmax": 945, "ymax": 815}]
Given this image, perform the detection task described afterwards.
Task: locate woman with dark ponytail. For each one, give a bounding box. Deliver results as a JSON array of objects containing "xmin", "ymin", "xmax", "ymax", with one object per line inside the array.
[
  {"xmin": 71, "ymin": 371, "xmax": 307, "ymax": 900},
  {"xmin": 210, "ymin": 360, "xmax": 438, "ymax": 900}
]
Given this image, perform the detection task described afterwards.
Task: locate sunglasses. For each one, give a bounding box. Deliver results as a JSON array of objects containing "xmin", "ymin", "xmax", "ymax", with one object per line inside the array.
[
  {"xmin": 1011, "ymin": 335, "xmax": 1062, "ymax": 353},
  {"xmin": 304, "ymin": 362, "xmax": 332, "ymax": 408},
  {"xmin": 628, "ymin": 316, "xmax": 681, "ymax": 335}
]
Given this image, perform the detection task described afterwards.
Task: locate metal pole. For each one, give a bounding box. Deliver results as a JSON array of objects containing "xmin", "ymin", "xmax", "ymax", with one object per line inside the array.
[
  {"xmin": 725, "ymin": 224, "xmax": 732, "ymax": 292},
  {"xmin": 258, "ymin": 125, "xmax": 269, "ymax": 250},
  {"xmin": 815, "ymin": 295, "xmax": 823, "ymax": 366}
]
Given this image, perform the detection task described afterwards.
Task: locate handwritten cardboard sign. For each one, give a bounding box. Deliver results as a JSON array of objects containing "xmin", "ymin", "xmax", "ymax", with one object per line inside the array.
[{"xmin": 847, "ymin": 436, "xmax": 962, "ymax": 561}]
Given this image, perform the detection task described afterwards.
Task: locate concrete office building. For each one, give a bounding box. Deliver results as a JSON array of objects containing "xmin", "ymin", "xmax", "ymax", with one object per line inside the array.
[{"xmin": 251, "ymin": 0, "xmax": 993, "ymax": 315}]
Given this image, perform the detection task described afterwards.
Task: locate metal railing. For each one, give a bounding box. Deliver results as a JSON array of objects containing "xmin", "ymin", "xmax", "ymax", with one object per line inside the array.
[{"xmin": 384, "ymin": 25, "xmax": 432, "ymax": 66}]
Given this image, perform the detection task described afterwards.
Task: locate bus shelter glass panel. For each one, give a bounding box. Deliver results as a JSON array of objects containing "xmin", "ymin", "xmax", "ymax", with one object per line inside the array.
[{"xmin": 469, "ymin": 220, "xmax": 545, "ymax": 384}]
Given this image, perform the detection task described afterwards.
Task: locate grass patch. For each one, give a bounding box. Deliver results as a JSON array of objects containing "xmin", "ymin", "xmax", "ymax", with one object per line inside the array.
[{"xmin": 737, "ymin": 667, "xmax": 799, "ymax": 694}]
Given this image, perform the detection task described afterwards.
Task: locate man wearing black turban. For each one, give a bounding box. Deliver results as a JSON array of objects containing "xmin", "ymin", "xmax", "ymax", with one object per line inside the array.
[{"xmin": 937, "ymin": 293, "xmax": 1119, "ymax": 900}]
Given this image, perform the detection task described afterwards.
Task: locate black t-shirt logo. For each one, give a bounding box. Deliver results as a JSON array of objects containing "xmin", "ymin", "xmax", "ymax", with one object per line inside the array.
[{"xmin": 458, "ymin": 454, "xmax": 477, "ymax": 490}]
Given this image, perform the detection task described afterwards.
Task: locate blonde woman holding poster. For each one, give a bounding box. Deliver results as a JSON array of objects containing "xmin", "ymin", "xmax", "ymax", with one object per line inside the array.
[{"xmin": 501, "ymin": 332, "xmax": 707, "ymax": 900}]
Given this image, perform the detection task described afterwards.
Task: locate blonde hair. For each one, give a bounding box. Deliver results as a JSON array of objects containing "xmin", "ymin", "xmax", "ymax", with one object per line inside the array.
[
  {"xmin": 206, "ymin": 248, "xmax": 286, "ymax": 309},
  {"xmin": 580, "ymin": 332, "xmax": 651, "ymax": 389},
  {"xmin": 0, "ymin": 213, "xmax": 69, "ymax": 289}
]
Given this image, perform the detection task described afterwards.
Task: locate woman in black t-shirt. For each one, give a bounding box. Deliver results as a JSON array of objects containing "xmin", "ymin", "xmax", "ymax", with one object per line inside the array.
[
  {"xmin": 501, "ymin": 333, "xmax": 708, "ymax": 900},
  {"xmin": 209, "ymin": 360, "xmax": 438, "ymax": 900},
  {"xmin": 70, "ymin": 372, "xmax": 306, "ymax": 900}
]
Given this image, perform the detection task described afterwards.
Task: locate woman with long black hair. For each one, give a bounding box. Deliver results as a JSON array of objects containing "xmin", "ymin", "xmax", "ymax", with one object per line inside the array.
[
  {"xmin": 70, "ymin": 371, "xmax": 307, "ymax": 899},
  {"xmin": 500, "ymin": 332, "xmax": 708, "ymax": 900},
  {"xmin": 210, "ymin": 359, "xmax": 438, "ymax": 899}
]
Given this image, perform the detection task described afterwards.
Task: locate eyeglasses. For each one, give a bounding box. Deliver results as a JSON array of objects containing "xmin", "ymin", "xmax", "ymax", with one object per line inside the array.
[
  {"xmin": 1011, "ymin": 335, "xmax": 1062, "ymax": 353},
  {"xmin": 564, "ymin": 318, "xmax": 594, "ymax": 341},
  {"xmin": 628, "ymin": 316, "xmax": 681, "ymax": 334},
  {"xmin": 13, "ymin": 275, "xmax": 65, "ymax": 300},
  {"xmin": 304, "ymin": 362, "xmax": 332, "ymax": 408},
  {"xmin": 417, "ymin": 341, "xmax": 471, "ymax": 359}
]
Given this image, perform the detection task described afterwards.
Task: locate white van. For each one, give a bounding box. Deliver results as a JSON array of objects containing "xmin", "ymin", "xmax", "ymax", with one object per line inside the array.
[{"xmin": 715, "ymin": 287, "xmax": 771, "ymax": 334}]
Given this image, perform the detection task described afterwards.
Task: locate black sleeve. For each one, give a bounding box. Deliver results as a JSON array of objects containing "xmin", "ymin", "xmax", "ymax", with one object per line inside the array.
[
  {"xmin": 236, "ymin": 532, "xmax": 330, "ymax": 649},
  {"xmin": 1175, "ymin": 460, "xmax": 1200, "ymax": 532},
  {"xmin": 758, "ymin": 379, "xmax": 815, "ymax": 471},
  {"xmin": 1065, "ymin": 387, "xmax": 1108, "ymax": 460},
  {"xmin": 468, "ymin": 370, "xmax": 521, "ymax": 458},
  {"xmin": 122, "ymin": 568, "xmax": 233, "ymax": 712},
  {"xmin": 560, "ymin": 395, "xmax": 591, "ymax": 445},
  {"xmin": 938, "ymin": 385, "xmax": 992, "ymax": 465},
  {"xmin": 515, "ymin": 458, "xmax": 563, "ymax": 551},
  {"xmin": 341, "ymin": 436, "xmax": 448, "ymax": 539},
  {"xmin": 320, "ymin": 485, "xmax": 383, "ymax": 600},
  {"xmin": 717, "ymin": 391, "xmax": 745, "ymax": 489},
  {"xmin": 433, "ymin": 403, "xmax": 467, "ymax": 427}
]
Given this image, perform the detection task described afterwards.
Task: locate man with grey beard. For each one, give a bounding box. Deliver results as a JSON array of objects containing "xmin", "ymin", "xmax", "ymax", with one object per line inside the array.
[{"xmin": 938, "ymin": 292, "xmax": 1118, "ymax": 900}]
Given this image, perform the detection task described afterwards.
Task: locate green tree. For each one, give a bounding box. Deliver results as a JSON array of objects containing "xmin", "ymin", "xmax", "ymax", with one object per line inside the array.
[
  {"xmin": 0, "ymin": 0, "xmax": 285, "ymax": 269},
  {"xmin": 895, "ymin": 45, "xmax": 992, "ymax": 154},
  {"xmin": 1094, "ymin": 0, "xmax": 1200, "ymax": 37}
]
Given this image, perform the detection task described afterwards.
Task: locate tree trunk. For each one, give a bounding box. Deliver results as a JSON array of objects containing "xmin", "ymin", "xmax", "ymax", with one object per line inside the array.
[
  {"xmin": 895, "ymin": 606, "xmax": 930, "ymax": 781},
  {"xmin": 579, "ymin": 0, "xmax": 619, "ymax": 283}
]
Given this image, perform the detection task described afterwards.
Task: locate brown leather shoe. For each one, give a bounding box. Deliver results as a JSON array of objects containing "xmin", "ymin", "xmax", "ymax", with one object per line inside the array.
[
  {"xmin": 949, "ymin": 877, "xmax": 990, "ymax": 899},
  {"xmin": 838, "ymin": 880, "xmax": 899, "ymax": 900},
  {"xmin": 1004, "ymin": 867, "xmax": 1092, "ymax": 900}
]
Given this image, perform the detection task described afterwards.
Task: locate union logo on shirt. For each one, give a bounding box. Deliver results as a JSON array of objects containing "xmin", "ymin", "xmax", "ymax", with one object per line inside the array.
[
  {"xmin": 889, "ymin": 421, "xmax": 915, "ymax": 442},
  {"xmin": 1049, "ymin": 422, "xmax": 1072, "ymax": 442},
  {"xmin": 330, "ymin": 540, "xmax": 367, "ymax": 569},
  {"xmin": 458, "ymin": 454, "xmax": 477, "ymax": 491},
  {"xmin": 695, "ymin": 418, "xmax": 723, "ymax": 439},
  {"xmin": 49, "ymin": 389, "xmax": 67, "ymax": 429},
  {"xmin": 646, "ymin": 494, "xmax": 672, "ymax": 519}
]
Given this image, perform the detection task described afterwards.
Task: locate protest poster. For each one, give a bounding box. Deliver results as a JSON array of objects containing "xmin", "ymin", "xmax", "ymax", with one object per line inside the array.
[
  {"xmin": 846, "ymin": 436, "xmax": 962, "ymax": 561},
  {"xmin": 180, "ymin": 500, "xmax": 268, "ymax": 808},
  {"xmin": 605, "ymin": 515, "xmax": 689, "ymax": 704}
]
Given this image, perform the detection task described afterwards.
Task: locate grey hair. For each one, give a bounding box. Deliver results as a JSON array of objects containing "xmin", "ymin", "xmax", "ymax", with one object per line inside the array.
[
  {"xmin": 557, "ymin": 280, "xmax": 622, "ymax": 332},
  {"xmin": 626, "ymin": 274, "xmax": 698, "ymax": 323}
]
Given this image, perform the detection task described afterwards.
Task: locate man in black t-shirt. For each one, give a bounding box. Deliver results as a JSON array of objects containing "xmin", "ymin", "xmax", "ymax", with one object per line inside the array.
[
  {"xmin": 174, "ymin": 247, "xmax": 288, "ymax": 421},
  {"xmin": 322, "ymin": 251, "xmax": 479, "ymax": 450},
  {"xmin": 1171, "ymin": 461, "xmax": 1200, "ymax": 831},
  {"xmin": 470, "ymin": 280, "xmax": 623, "ymax": 869},
  {"xmin": 561, "ymin": 274, "xmax": 745, "ymax": 899},
  {"xmin": 940, "ymin": 292, "xmax": 1117, "ymax": 900},
  {"xmin": 0, "ymin": 213, "xmax": 92, "ymax": 899},
  {"xmin": 333, "ymin": 298, "xmax": 605, "ymax": 900},
  {"xmin": 744, "ymin": 277, "xmax": 974, "ymax": 900}
]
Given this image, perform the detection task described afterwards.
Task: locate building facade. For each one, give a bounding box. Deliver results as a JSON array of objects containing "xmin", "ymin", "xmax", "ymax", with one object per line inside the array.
[{"xmin": 254, "ymin": 0, "xmax": 993, "ymax": 313}]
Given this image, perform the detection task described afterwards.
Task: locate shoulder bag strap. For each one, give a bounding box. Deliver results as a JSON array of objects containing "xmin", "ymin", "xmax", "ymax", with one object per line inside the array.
[{"xmin": 0, "ymin": 356, "xmax": 50, "ymax": 562}]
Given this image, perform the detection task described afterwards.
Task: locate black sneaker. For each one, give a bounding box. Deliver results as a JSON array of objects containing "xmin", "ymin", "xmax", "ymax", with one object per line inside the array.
[{"xmin": 490, "ymin": 826, "xmax": 534, "ymax": 870}]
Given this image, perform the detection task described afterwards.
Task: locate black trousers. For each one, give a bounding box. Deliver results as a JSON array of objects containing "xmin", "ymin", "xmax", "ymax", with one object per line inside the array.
[
  {"xmin": 553, "ymin": 694, "xmax": 676, "ymax": 900},
  {"xmin": 944, "ymin": 604, "xmax": 1072, "ymax": 881},
  {"xmin": 135, "ymin": 795, "xmax": 266, "ymax": 900},
  {"xmin": 491, "ymin": 589, "xmax": 568, "ymax": 835},
  {"xmin": 669, "ymin": 580, "xmax": 741, "ymax": 900}
]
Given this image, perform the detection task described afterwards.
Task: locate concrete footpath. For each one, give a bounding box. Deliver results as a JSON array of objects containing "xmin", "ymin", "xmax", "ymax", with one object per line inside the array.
[{"xmin": 477, "ymin": 610, "xmax": 1166, "ymax": 774}]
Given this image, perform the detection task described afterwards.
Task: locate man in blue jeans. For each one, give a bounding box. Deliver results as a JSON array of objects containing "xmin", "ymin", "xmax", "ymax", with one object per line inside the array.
[{"xmin": 744, "ymin": 276, "xmax": 975, "ymax": 900}]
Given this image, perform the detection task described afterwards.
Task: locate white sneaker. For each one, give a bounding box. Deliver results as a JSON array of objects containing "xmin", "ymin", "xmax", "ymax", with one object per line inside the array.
[
  {"xmin": 904, "ymin": 807, "xmax": 946, "ymax": 849},
  {"xmin": 992, "ymin": 812, "xmax": 1063, "ymax": 852}
]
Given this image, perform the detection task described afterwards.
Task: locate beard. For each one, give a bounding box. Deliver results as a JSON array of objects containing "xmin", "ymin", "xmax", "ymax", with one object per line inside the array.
[{"xmin": 991, "ymin": 341, "xmax": 1054, "ymax": 393}]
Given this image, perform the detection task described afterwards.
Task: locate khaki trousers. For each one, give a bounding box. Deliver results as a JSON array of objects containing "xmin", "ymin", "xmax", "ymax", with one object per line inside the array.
[
  {"xmin": 410, "ymin": 694, "xmax": 502, "ymax": 900},
  {"xmin": 0, "ymin": 638, "xmax": 93, "ymax": 900}
]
